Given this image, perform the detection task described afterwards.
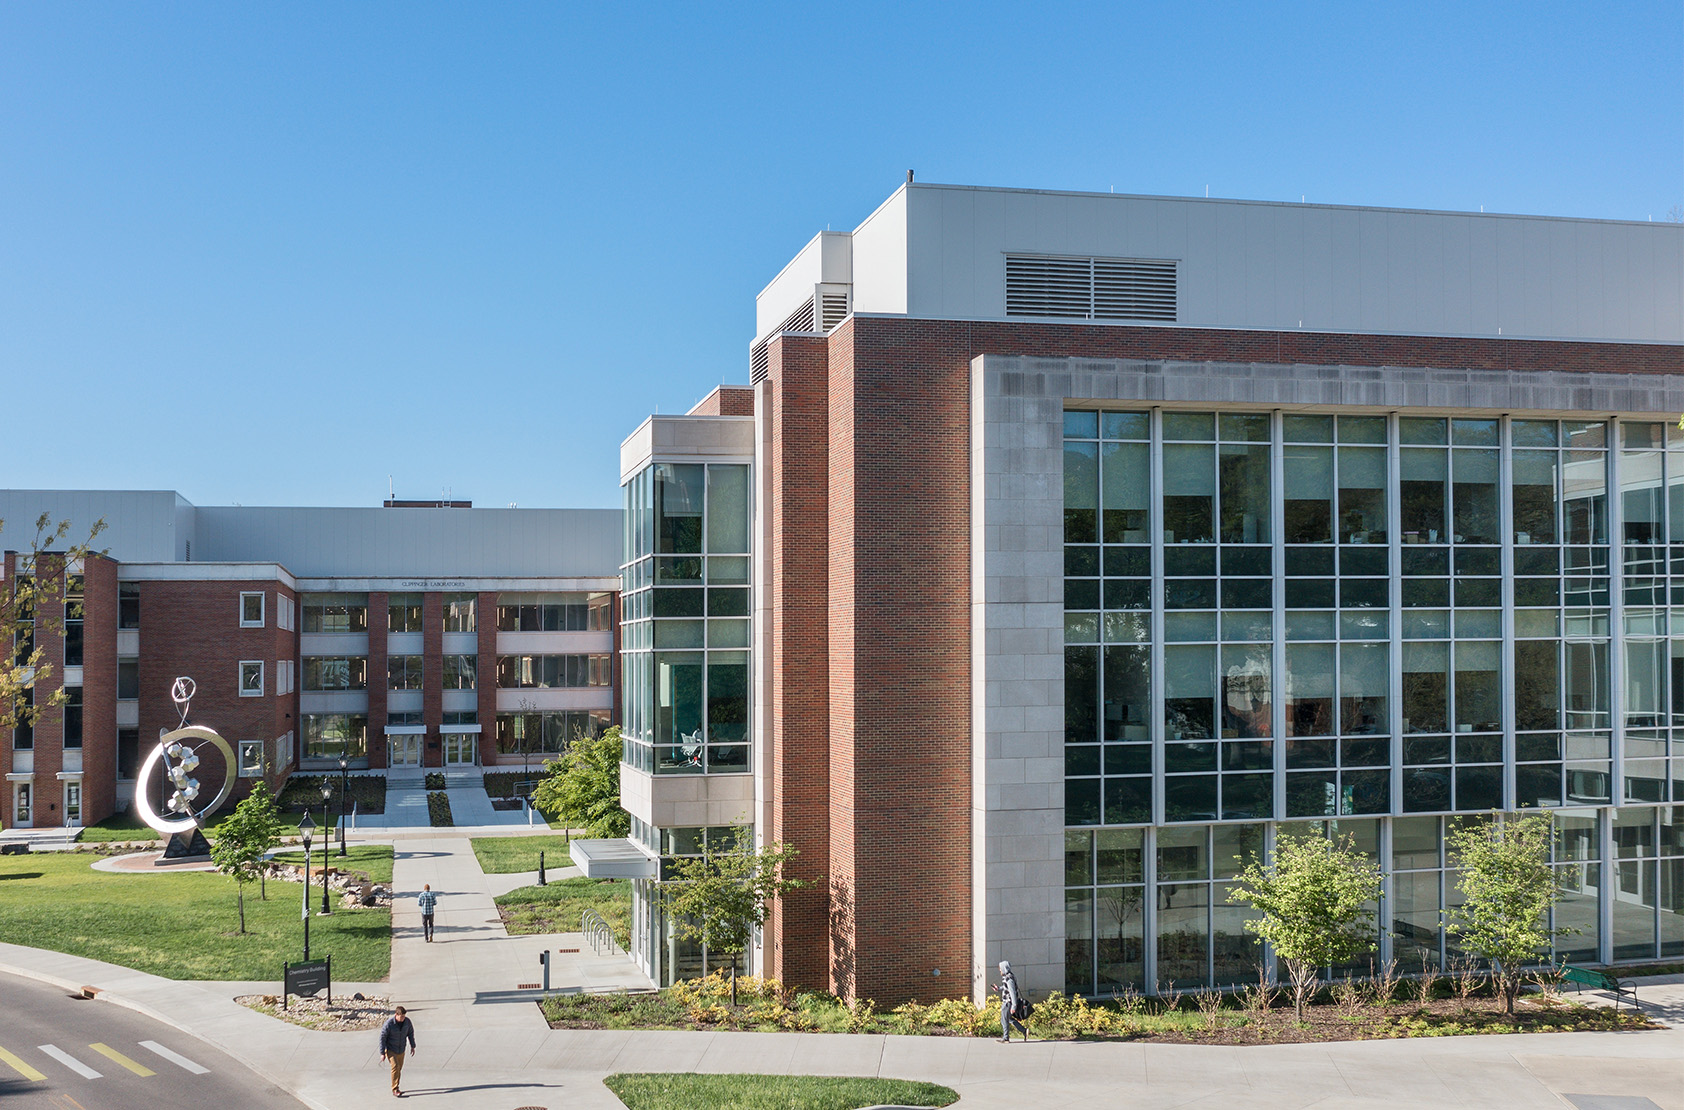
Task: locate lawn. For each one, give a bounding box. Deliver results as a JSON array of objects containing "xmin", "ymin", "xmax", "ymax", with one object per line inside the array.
[
  {"xmin": 270, "ymin": 844, "xmax": 395, "ymax": 885},
  {"xmin": 77, "ymin": 812, "xmax": 161, "ymax": 843},
  {"xmin": 0, "ymin": 852, "xmax": 390, "ymax": 981},
  {"xmin": 470, "ymin": 834, "xmax": 571, "ymax": 874},
  {"xmin": 603, "ymin": 1074, "xmax": 956, "ymax": 1110},
  {"xmin": 496, "ymin": 877, "xmax": 630, "ymax": 949}
]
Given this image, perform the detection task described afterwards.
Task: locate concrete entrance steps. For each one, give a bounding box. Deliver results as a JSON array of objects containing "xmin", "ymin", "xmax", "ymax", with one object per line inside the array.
[{"xmin": 0, "ymin": 826, "xmax": 80, "ymax": 851}]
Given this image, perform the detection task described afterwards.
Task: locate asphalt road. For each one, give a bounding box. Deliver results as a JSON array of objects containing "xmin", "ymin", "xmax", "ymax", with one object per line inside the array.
[{"xmin": 0, "ymin": 971, "xmax": 306, "ymax": 1110}]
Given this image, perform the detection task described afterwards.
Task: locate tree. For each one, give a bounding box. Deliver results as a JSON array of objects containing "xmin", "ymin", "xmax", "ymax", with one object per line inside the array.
[
  {"xmin": 659, "ymin": 827, "xmax": 807, "ymax": 1005},
  {"xmin": 208, "ymin": 795, "xmax": 270, "ymax": 934},
  {"xmin": 1228, "ymin": 832, "xmax": 1383, "ymax": 1020},
  {"xmin": 1, "ymin": 514, "xmax": 106, "ymax": 740},
  {"xmin": 531, "ymin": 725, "xmax": 629, "ymax": 838},
  {"xmin": 1444, "ymin": 812, "xmax": 1568, "ymax": 1018},
  {"xmin": 230, "ymin": 779, "xmax": 284, "ymax": 899}
]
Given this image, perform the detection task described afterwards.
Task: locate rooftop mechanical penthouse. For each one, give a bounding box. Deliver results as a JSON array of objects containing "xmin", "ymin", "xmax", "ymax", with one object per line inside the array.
[{"xmin": 602, "ymin": 182, "xmax": 1683, "ymax": 1006}]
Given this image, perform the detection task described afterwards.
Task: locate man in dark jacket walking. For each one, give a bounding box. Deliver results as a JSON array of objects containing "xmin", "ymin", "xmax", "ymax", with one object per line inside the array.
[{"xmin": 378, "ymin": 1005, "xmax": 416, "ymax": 1097}]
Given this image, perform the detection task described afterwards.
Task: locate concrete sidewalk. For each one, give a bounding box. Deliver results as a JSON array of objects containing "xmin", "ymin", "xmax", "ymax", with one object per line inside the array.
[
  {"xmin": 5, "ymin": 941, "xmax": 1684, "ymax": 1110},
  {"xmin": 8, "ymin": 834, "xmax": 1683, "ymax": 1109}
]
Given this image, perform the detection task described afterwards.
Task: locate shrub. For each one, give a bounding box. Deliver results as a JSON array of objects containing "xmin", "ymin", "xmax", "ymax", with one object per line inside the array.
[
  {"xmin": 925, "ymin": 996, "xmax": 993, "ymax": 1037},
  {"xmin": 424, "ymin": 771, "xmax": 446, "ymax": 790},
  {"xmin": 426, "ymin": 792, "xmax": 453, "ymax": 826}
]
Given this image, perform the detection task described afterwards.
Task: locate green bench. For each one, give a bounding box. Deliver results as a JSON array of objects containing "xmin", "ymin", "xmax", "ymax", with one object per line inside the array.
[{"xmin": 1558, "ymin": 964, "xmax": 1638, "ymax": 1009}]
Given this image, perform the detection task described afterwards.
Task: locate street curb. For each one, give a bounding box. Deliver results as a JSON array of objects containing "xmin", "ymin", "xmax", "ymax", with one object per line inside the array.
[{"xmin": 0, "ymin": 952, "xmax": 334, "ymax": 1110}]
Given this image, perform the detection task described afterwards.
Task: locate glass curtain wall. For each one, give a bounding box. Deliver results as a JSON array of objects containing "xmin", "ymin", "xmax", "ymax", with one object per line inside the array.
[
  {"xmin": 621, "ymin": 462, "xmax": 751, "ymax": 775},
  {"xmin": 1061, "ymin": 408, "xmax": 1675, "ymax": 991}
]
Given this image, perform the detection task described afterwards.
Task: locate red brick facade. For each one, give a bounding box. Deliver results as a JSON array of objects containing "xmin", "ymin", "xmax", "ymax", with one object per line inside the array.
[
  {"xmin": 756, "ymin": 315, "xmax": 1683, "ymax": 1006},
  {"xmin": 688, "ymin": 385, "xmax": 757, "ymax": 417}
]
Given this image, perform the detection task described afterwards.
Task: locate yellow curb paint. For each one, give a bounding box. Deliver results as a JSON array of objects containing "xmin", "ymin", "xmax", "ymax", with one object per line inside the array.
[
  {"xmin": 88, "ymin": 1044, "xmax": 154, "ymax": 1077},
  {"xmin": 0, "ymin": 1045, "xmax": 45, "ymax": 1081}
]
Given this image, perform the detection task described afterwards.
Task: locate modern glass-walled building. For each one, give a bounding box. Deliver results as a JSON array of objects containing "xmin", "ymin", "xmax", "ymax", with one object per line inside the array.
[
  {"xmin": 1058, "ymin": 409, "xmax": 1684, "ymax": 996},
  {"xmin": 603, "ymin": 181, "xmax": 1681, "ymax": 1006}
]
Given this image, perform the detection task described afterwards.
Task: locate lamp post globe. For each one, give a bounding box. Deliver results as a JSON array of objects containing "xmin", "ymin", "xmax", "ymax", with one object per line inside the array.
[
  {"xmin": 298, "ymin": 813, "xmax": 315, "ymax": 960},
  {"xmin": 318, "ymin": 782, "xmax": 333, "ymax": 916}
]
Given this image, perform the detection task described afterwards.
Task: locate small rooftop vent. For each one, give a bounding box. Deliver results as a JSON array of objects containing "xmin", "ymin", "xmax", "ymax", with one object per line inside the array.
[
  {"xmin": 749, "ymin": 283, "xmax": 852, "ymax": 384},
  {"xmin": 1006, "ymin": 255, "xmax": 1177, "ymax": 322}
]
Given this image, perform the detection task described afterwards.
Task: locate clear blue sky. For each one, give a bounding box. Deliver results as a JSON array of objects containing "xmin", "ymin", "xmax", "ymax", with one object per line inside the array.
[{"xmin": 3, "ymin": 2, "xmax": 1679, "ymax": 510}]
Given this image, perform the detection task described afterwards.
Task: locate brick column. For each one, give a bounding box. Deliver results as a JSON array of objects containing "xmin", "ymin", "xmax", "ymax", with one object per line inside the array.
[
  {"xmin": 763, "ymin": 331, "xmax": 833, "ymax": 992},
  {"xmin": 79, "ymin": 555, "xmax": 119, "ymax": 824},
  {"xmin": 476, "ymin": 591, "xmax": 498, "ymax": 763},
  {"xmin": 367, "ymin": 591, "xmax": 389, "ymax": 769},
  {"xmin": 422, "ymin": 592, "xmax": 444, "ymax": 767}
]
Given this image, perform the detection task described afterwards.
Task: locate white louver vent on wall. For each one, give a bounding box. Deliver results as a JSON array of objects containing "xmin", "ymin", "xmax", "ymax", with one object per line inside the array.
[
  {"xmin": 1006, "ymin": 255, "xmax": 1177, "ymax": 322},
  {"xmin": 749, "ymin": 283, "xmax": 853, "ymax": 384}
]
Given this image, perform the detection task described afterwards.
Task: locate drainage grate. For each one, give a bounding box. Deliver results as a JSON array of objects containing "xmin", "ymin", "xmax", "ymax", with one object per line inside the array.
[
  {"xmin": 517, "ymin": 983, "xmax": 540, "ymax": 990},
  {"xmin": 555, "ymin": 948, "xmax": 579, "ymax": 953}
]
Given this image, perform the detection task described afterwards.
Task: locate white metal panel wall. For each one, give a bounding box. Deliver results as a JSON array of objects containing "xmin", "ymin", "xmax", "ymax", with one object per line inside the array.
[
  {"xmin": 0, "ymin": 490, "xmax": 183, "ymax": 562},
  {"xmin": 192, "ymin": 506, "xmax": 621, "ymax": 578},
  {"xmin": 754, "ymin": 230, "xmax": 851, "ymax": 340},
  {"xmin": 888, "ymin": 184, "xmax": 1682, "ymax": 344},
  {"xmin": 849, "ymin": 187, "xmax": 909, "ymax": 316}
]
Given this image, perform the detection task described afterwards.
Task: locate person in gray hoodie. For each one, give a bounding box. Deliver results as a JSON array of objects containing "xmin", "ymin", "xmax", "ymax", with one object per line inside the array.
[{"xmin": 995, "ymin": 960, "xmax": 1028, "ymax": 1042}]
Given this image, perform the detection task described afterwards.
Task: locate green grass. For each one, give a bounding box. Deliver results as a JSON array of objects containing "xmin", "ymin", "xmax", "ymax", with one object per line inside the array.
[
  {"xmin": 603, "ymin": 1074, "xmax": 957, "ymax": 1110},
  {"xmin": 470, "ymin": 834, "xmax": 571, "ymax": 874},
  {"xmin": 77, "ymin": 812, "xmax": 161, "ymax": 843},
  {"xmin": 0, "ymin": 851, "xmax": 390, "ymax": 980},
  {"xmin": 496, "ymin": 877, "xmax": 630, "ymax": 948},
  {"xmin": 271, "ymin": 844, "xmax": 395, "ymax": 885}
]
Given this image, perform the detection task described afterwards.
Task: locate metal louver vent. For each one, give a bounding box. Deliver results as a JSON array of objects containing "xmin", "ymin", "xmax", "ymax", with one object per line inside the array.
[
  {"xmin": 1006, "ymin": 255, "xmax": 1177, "ymax": 322},
  {"xmin": 817, "ymin": 285, "xmax": 850, "ymax": 331},
  {"xmin": 750, "ymin": 339, "xmax": 769, "ymax": 385},
  {"xmin": 781, "ymin": 299, "xmax": 815, "ymax": 334}
]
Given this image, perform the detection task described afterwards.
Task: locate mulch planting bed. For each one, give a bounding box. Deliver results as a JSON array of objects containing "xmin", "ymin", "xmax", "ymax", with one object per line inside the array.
[
  {"xmin": 1123, "ymin": 996, "xmax": 1657, "ymax": 1044},
  {"xmin": 237, "ymin": 992, "xmax": 392, "ymax": 1032}
]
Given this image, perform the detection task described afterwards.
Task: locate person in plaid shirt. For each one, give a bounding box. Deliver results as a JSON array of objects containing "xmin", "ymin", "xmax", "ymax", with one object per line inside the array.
[{"xmin": 417, "ymin": 883, "xmax": 439, "ymax": 942}]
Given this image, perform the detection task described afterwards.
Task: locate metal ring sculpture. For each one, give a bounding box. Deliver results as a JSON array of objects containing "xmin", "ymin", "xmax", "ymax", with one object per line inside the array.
[{"xmin": 133, "ymin": 677, "xmax": 236, "ymax": 836}]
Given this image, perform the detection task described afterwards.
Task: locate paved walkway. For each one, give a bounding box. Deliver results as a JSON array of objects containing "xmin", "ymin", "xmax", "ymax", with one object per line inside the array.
[{"xmin": 7, "ymin": 836, "xmax": 1683, "ymax": 1109}]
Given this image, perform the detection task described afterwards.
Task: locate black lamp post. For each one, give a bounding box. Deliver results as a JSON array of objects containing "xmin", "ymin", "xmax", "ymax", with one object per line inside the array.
[
  {"xmin": 318, "ymin": 781, "xmax": 333, "ymax": 915},
  {"xmin": 298, "ymin": 812, "xmax": 315, "ymax": 960},
  {"xmin": 337, "ymin": 754, "xmax": 349, "ymax": 857}
]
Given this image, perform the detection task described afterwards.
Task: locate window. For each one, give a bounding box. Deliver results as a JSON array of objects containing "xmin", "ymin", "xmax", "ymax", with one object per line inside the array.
[
  {"xmin": 238, "ymin": 740, "xmax": 265, "ymax": 777},
  {"xmin": 443, "ymin": 594, "xmax": 477, "ymax": 632},
  {"xmin": 496, "ymin": 593, "xmax": 613, "ymax": 631},
  {"xmin": 303, "ymin": 657, "xmax": 368, "ymax": 691},
  {"xmin": 117, "ymin": 658, "xmax": 140, "ymax": 700},
  {"xmin": 63, "ymin": 575, "xmax": 83, "ymax": 666},
  {"xmin": 442, "ymin": 710, "xmax": 477, "ymax": 727},
  {"xmin": 302, "ymin": 714, "xmax": 368, "ymax": 760},
  {"xmin": 388, "ymin": 656, "xmax": 423, "ymax": 690},
  {"xmin": 116, "ymin": 729, "xmax": 139, "ymax": 779},
  {"xmin": 276, "ymin": 659, "xmax": 295, "ymax": 696},
  {"xmin": 300, "ymin": 593, "xmax": 369, "ymax": 634},
  {"xmin": 12, "ymin": 687, "xmax": 33, "ymax": 750},
  {"xmin": 388, "ymin": 593, "xmax": 423, "ymax": 633},
  {"xmin": 495, "ymin": 709, "xmax": 609, "ymax": 754},
  {"xmin": 63, "ymin": 686, "xmax": 82, "ymax": 748},
  {"xmin": 118, "ymin": 583, "xmax": 140, "ymax": 629},
  {"xmin": 240, "ymin": 591, "xmax": 265, "ymax": 628},
  {"xmin": 495, "ymin": 654, "xmax": 612, "ymax": 688},
  {"xmin": 277, "ymin": 595, "xmax": 295, "ymax": 632},
  {"xmin": 443, "ymin": 655, "xmax": 477, "ymax": 690},
  {"xmin": 240, "ymin": 661, "xmax": 265, "ymax": 697}
]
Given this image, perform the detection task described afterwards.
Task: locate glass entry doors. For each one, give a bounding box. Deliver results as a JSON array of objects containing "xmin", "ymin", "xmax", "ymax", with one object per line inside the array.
[
  {"xmin": 389, "ymin": 735, "xmax": 421, "ymax": 768},
  {"xmin": 12, "ymin": 783, "xmax": 30, "ymax": 828},
  {"xmin": 63, "ymin": 782, "xmax": 81, "ymax": 827},
  {"xmin": 443, "ymin": 733, "xmax": 477, "ymax": 766}
]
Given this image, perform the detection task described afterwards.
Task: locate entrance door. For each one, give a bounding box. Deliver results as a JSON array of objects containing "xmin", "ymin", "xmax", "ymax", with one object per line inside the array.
[
  {"xmin": 443, "ymin": 734, "xmax": 477, "ymax": 766},
  {"xmin": 13, "ymin": 783, "xmax": 31, "ymax": 828},
  {"xmin": 64, "ymin": 782, "xmax": 81, "ymax": 828},
  {"xmin": 390, "ymin": 736, "xmax": 420, "ymax": 768}
]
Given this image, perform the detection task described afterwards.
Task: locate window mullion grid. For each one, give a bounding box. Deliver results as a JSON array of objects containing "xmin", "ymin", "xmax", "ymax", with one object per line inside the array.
[
  {"xmin": 1270, "ymin": 411, "xmax": 1287, "ymax": 822},
  {"xmin": 1499, "ymin": 416, "xmax": 1517, "ymax": 811},
  {"xmin": 1608, "ymin": 423, "xmax": 1626, "ymax": 801},
  {"xmin": 1150, "ymin": 408, "xmax": 1166, "ymax": 827},
  {"xmin": 1383, "ymin": 412, "xmax": 1404, "ymax": 969}
]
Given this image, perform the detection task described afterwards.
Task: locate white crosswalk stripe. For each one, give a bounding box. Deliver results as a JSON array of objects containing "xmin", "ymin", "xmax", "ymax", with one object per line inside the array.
[
  {"xmin": 139, "ymin": 1040, "xmax": 209, "ymax": 1075},
  {"xmin": 37, "ymin": 1044, "xmax": 101, "ymax": 1079}
]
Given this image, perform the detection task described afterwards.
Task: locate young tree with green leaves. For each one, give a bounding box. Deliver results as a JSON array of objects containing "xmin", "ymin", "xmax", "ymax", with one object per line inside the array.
[
  {"xmin": 233, "ymin": 779, "xmax": 284, "ymax": 899},
  {"xmin": 659, "ymin": 827, "xmax": 806, "ymax": 1005},
  {"xmin": 1227, "ymin": 832, "xmax": 1383, "ymax": 1021},
  {"xmin": 209, "ymin": 797, "xmax": 269, "ymax": 934},
  {"xmin": 531, "ymin": 725, "xmax": 629, "ymax": 838},
  {"xmin": 1444, "ymin": 812, "xmax": 1568, "ymax": 1018},
  {"xmin": 1, "ymin": 514, "xmax": 106, "ymax": 743}
]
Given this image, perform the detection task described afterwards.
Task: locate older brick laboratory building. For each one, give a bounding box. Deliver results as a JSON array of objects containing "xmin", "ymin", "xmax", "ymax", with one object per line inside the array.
[
  {"xmin": 602, "ymin": 182, "xmax": 1684, "ymax": 1006},
  {"xmin": 1, "ymin": 492, "xmax": 619, "ymax": 830}
]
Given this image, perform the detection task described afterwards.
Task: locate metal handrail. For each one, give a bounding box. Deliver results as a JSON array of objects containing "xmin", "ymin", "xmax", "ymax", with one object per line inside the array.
[{"xmin": 581, "ymin": 908, "xmax": 617, "ymax": 955}]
